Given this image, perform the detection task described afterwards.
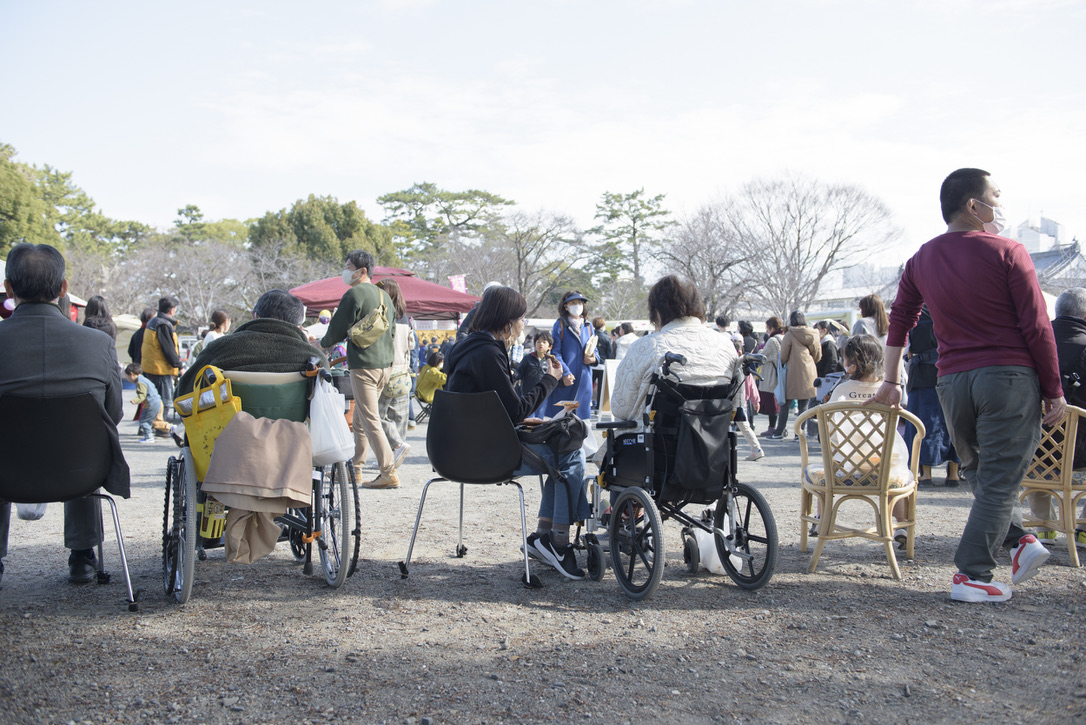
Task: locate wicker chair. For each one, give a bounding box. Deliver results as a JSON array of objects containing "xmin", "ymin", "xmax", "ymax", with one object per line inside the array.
[
  {"xmin": 795, "ymin": 401, "xmax": 925, "ymax": 580},
  {"xmin": 1020, "ymin": 404, "xmax": 1086, "ymax": 567}
]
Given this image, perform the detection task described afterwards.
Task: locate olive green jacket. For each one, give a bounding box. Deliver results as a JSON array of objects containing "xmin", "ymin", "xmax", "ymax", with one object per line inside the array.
[{"xmin": 321, "ymin": 282, "xmax": 395, "ymax": 370}]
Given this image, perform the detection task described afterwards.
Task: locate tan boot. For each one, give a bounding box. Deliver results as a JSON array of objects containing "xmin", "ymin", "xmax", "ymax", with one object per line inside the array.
[{"xmin": 363, "ymin": 470, "xmax": 400, "ymax": 489}]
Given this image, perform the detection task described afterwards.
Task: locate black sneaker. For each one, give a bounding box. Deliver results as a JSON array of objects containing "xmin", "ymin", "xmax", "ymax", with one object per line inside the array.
[
  {"xmin": 535, "ymin": 532, "xmax": 585, "ymax": 580},
  {"xmin": 520, "ymin": 532, "xmax": 545, "ymax": 562}
]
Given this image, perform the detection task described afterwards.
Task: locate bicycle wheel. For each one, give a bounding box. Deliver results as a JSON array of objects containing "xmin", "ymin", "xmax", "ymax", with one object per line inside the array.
[
  {"xmin": 714, "ymin": 481, "xmax": 777, "ymax": 590},
  {"xmin": 162, "ymin": 453, "xmax": 196, "ymax": 604},
  {"xmin": 316, "ymin": 461, "xmax": 352, "ymax": 588},
  {"xmin": 608, "ymin": 487, "xmax": 663, "ymax": 600}
]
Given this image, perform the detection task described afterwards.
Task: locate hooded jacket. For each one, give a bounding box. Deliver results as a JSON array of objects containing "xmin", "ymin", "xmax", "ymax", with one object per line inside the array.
[
  {"xmin": 445, "ymin": 331, "xmax": 559, "ymax": 424},
  {"xmin": 779, "ymin": 324, "xmax": 822, "ymax": 400}
]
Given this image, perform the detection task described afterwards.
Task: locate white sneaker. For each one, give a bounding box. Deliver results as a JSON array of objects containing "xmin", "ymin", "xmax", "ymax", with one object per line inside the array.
[
  {"xmin": 951, "ymin": 573, "xmax": 1011, "ymax": 603},
  {"xmin": 393, "ymin": 443, "xmax": 411, "ymax": 469},
  {"xmin": 1010, "ymin": 534, "xmax": 1050, "ymax": 585},
  {"xmin": 745, "ymin": 450, "xmax": 765, "ymax": 461}
]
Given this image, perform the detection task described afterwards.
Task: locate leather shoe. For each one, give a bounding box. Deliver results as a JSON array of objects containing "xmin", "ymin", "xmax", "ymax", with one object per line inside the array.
[{"xmin": 68, "ymin": 549, "xmax": 97, "ymax": 584}]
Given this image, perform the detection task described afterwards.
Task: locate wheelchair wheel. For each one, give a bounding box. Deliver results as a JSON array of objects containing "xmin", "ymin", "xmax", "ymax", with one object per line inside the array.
[
  {"xmin": 345, "ymin": 462, "xmax": 361, "ymax": 577},
  {"xmin": 162, "ymin": 454, "xmax": 196, "ymax": 604},
  {"xmin": 714, "ymin": 482, "xmax": 777, "ymax": 590},
  {"xmin": 287, "ymin": 514, "xmax": 308, "ymax": 562},
  {"xmin": 586, "ymin": 540, "xmax": 606, "ymax": 582},
  {"xmin": 609, "ymin": 487, "xmax": 663, "ymax": 600},
  {"xmin": 315, "ymin": 461, "xmax": 353, "ymax": 588},
  {"xmin": 683, "ymin": 531, "xmax": 700, "ymax": 574}
]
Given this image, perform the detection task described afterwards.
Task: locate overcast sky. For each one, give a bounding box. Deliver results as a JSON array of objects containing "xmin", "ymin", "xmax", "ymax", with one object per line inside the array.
[{"xmin": 2, "ymin": 0, "xmax": 1083, "ymax": 266}]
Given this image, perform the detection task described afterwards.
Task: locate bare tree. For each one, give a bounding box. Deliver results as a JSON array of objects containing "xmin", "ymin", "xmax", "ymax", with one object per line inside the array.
[
  {"xmin": 725, "ymin": 176, "xmax": 899, "ymax": 316},
  {"xmin": 657, "ymin": 204, "xmax": 751, "ymax": 320},
  {"xmin": 598, "ymin": 278, "xmax": 648, "ymax": 322}
]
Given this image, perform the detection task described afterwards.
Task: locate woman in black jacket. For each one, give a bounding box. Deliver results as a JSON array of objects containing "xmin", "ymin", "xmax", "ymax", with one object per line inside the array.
[{"xmin": 444, "ymin": 286, "xmax": 590, "ymax": 580}]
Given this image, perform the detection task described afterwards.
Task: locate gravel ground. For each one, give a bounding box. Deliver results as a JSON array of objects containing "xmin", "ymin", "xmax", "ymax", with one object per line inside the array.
[{"xmin": 1, "ymin": 401, "xmax": 1084, "ymax": 725}]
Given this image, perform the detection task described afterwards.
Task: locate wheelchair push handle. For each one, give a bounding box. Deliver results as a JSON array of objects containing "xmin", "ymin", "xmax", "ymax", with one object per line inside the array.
[
  {"xmin": 662, "ymin": 351, "xmax": 687, "ymax": 379},
  {"xmin": 741, "ymin": 353, "xmax": 765, "ymax": 380}
]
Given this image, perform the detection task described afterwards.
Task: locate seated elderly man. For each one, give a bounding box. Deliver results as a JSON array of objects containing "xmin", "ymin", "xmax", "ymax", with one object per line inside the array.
[
  {"xmin": 1028, "ymin": 287, "xmax": 1086, "ymax": 545},
  {"xmin": 176, "ymin": 289, "xmax": 328, "ymax": 398},
  {"xmin": 610, "ymin": 275, "xmax": 742, "ymax": 427}
]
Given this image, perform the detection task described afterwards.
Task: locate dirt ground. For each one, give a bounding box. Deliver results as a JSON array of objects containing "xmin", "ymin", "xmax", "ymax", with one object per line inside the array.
[{"xmin": 1, "ymin": 402, "xmax": 1084, "ymax": 725}]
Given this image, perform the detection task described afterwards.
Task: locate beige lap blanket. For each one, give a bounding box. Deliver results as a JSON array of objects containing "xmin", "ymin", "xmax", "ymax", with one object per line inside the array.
[{"xmin": 202, "ymin": 411, "xmax": 313, "ymax": 563}]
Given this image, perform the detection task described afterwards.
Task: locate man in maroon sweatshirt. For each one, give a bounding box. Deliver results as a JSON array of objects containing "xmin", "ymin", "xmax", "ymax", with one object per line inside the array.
[{"xmin": 870, "ymin": 168, "xmax": 1065, "ymax": 603}]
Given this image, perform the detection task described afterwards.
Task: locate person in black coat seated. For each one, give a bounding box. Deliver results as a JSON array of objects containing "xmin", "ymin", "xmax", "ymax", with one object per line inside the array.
[
  {"xmin": 444, "ymin": 285, "xmax": 590, "ymax": 580},
  {"xmin": 1028, "ymin": 287, "xmax": 1086, "ymax": 542}
]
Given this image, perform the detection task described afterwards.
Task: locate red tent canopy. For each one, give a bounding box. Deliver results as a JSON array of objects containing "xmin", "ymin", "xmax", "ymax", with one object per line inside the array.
[{"xmin": 290, "ymin": 267, "xmax": 479, "ymax": 321}]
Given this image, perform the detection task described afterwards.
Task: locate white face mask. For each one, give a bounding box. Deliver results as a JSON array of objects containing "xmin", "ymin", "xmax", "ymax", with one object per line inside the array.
[
  {"xmin": 342, "ymin": 269, "xmax": 356, "ymax": 286},
  {"xmin": 567, "ymin": 303, "xmax": 584, "ymax": 317},
  {"xmin": 973, "ymin": 200, "xmax": 1007, "ymax": 235}
]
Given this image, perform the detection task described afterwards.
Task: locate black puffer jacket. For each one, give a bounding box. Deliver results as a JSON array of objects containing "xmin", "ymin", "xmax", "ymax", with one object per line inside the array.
[
  {"xmin": 445, "ymin": 331, "xmax": 559, "ymax": 424},
  {"xmin": 1052, "ymin": 315, "xmax": 1086, "ymax": 468}
]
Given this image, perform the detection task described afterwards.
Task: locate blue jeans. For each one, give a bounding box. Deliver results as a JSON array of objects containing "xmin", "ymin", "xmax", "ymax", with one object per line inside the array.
[
  {"xmin": 139, "ymin": 397, "xmax": 162, "ymax": 439},
  {"xmin": 937, "ymin": 366, "xmax": 1041, "ymax": 582},
  {"xmin": 514, "ymin": 443, "xmax": 589, "ymax": 526}
]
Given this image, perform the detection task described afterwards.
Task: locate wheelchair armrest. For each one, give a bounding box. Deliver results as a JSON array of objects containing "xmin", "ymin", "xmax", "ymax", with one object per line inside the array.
[{"xmin": 596, "ymin": 419, "xmax": 638, "ymax": 430}]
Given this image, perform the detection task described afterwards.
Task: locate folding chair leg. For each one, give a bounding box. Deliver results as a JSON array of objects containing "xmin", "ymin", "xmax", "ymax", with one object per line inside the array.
[
  {"xmin": 90, "ymin": 494, "xmax": 138, "ymax": 611},
  {"xmin": 457, "ymin": 483, "xmax": 467, "ymax": 557},
  {"xmin": 510, "ymin": 481, "xmax": 539, "ymax": 588},
  {"xmin": 399, "ymin": 476, "xmax": 443, "ymax": 577}
]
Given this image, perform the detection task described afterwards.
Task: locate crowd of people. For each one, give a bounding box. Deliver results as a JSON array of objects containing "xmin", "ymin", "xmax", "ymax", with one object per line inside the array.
[{"xmin": 2, "ymin": 167, "xmax": 1084, "ymax": 602}]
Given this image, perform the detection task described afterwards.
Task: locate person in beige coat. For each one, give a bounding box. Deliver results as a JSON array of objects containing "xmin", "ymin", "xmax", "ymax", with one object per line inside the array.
[
  {"xmin": 756, "ymin": 316, "xmax": 785, "ymax": 436},
  {"xmin": 768, "ymin": 310, "xmax": 821, "ymax": 439}
]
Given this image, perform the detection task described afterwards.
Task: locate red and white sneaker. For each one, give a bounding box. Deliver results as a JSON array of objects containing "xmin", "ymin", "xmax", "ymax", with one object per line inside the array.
[
  {"xmin": 1011, "ymin": 534, "xmax": 1051, "ymax": 585},
  {"xmin": 951, "ymin": 573, "xmax": 1012, "ymax": 603}
]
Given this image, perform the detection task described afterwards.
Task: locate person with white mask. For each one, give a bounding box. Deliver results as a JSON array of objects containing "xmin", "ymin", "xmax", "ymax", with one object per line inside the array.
[
  {"xmin": 543, "ymin": 290, "xmax": 597, "ymax": 420},
  {"xmin": 868, "ymin": 168, "xmax": 1065, "ymax": 603}
]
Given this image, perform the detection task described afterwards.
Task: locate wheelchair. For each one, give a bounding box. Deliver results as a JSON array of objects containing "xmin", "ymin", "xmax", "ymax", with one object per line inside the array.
[
  {"xmin": 162, "ymin": 360, "xmax": 361, "ymax": 604},
  {"xmin": 582, "ymin": 352, "xmax": 778, "ymax": 600}
]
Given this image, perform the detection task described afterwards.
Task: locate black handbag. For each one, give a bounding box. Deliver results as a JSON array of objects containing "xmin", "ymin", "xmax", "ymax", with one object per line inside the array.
[{"xmin": 517, "ymin": 416, "xmax": 588, "ymax": 522}]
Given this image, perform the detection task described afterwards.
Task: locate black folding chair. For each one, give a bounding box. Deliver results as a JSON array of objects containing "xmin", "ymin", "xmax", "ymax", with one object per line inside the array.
[
  {"xmin": 399, "ymin": 389, "xmax": 541, "ymax": 587},
  {"xmin": 0, "ymin": 393, "xmax": 138, "ymax": 610}
]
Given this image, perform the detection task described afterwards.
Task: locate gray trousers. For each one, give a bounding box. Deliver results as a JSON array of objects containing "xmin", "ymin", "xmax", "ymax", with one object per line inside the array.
[
  {"xmin": 937, "ymin": 366, "xmax": 1041, "ymax": 582},
  {"xmin": 0, "ymin": 499, "xmax": 104, "ymax": 559}
]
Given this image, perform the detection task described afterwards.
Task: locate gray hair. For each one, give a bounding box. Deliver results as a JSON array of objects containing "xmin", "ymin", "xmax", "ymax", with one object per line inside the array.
[
  {"xmin": 1055, "ymin": 287, "xmax": 1086, "ymax": 320},
  {"xmin": 253, "ymin": 289, "xmax": 305, "ymax": 325}
]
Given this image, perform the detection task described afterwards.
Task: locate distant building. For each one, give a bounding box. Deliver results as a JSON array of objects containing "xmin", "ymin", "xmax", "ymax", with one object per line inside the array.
[
  {"xmin": 1012, "ymin": 214, "xmax": 1069, "ymax": 253},
  {"xmin": 1031, "ymin": 240, "xmax": 1086, "ymax": 295}
]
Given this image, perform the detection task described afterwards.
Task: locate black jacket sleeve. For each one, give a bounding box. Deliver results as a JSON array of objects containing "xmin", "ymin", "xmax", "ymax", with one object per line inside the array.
[{"xmin": 158, "ymin": 322, "xmax": 182, "ymax": 368}]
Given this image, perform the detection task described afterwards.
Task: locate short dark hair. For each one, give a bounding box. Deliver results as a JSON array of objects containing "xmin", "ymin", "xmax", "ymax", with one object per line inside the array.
[
  {"xmin": 140, "ymin": 306, "xmax": 156, "ymax": 324},
  {"xmin": 738, "ymin": 320, "xmax": 754, "ymax": 336},
  {"xmin": 535, "ymin": 330, "xmax": 554, "ymax": 346},
  {"xmin": 940, "ymin": 168, "xmax": 990, "ymax": 224},
  {"xmin": 124, "ymin": 363, "xmax": 142, "ymax": 376},
  {"xmin": 647, "ymin": 275, "xmax": 705, "ymax": 328},
  {"xmin": 788, "ymin": 310, "xmax": 806, "ymax": 327},
  {"xmin": 4, "ymin": 243, "xmax": 65, "ymax": 302},
  {"xmin": 158, "ymin": 296, "xmax": 178, "ymax": 314},
  {"xmin": 620, "ymin": 322, "xmax": 634, "ymax": 335},
  {"xmin": 426, "ymin": 352, "xmax": 444, "ymax": 368},
  {"xmin": 253, "ymin": 289, "xmax": 305, "ymax": 325},
  {"xmin": 715, "ymin": 315, "xmax": 730, "ymax": 328},
  {"xmin": 471, "ymin": 286, "xmax": 526, "ymax": 335},
  {"xmin": 346, "ymin": 249, "xmax": 374, "ymax": 277}
]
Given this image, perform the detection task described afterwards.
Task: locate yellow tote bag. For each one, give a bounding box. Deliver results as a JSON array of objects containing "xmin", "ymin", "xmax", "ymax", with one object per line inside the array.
[{"xmin": 174, "ymin": 365, "xmax": 242, "ymax": 481}]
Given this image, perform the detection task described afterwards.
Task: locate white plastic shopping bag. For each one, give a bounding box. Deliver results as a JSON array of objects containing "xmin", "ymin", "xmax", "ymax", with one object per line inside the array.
[{"xmin": 309, "ymin": 376, "xmax": 355, "ymax": 466}]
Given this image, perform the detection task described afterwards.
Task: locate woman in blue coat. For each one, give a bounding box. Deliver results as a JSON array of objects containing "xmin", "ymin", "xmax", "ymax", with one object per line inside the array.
[{"xmin": 544, "ymin": 290, "xmax": 598, "ymax": 419}]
